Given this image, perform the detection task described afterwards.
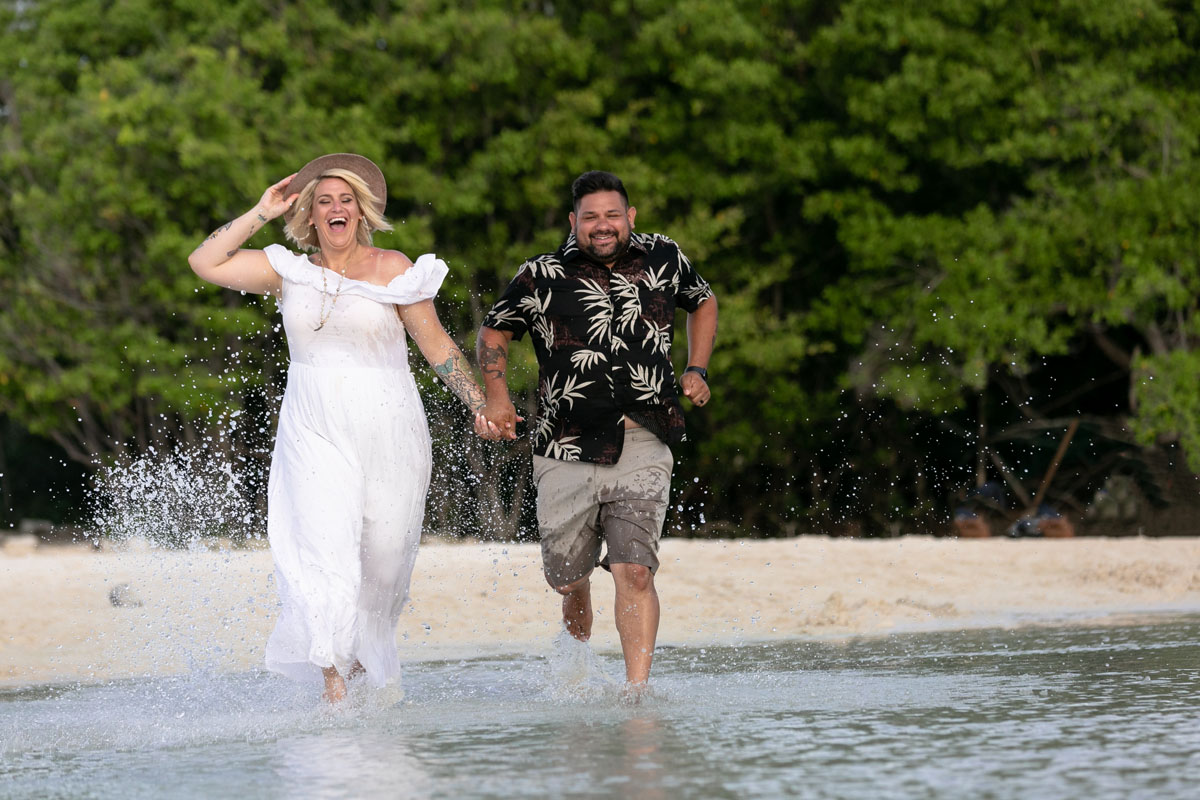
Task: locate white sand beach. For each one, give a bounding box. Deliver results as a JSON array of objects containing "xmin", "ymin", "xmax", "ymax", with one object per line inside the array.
[{"xmin": 3, "ymin": 535, "xmax": 1199, "ymax": 687}]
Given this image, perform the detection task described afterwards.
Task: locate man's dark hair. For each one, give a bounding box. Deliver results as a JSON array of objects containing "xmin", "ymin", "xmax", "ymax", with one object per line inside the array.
[{"xmin": 571, "ymin": 170, "xmax": 629, "ymax": 210}]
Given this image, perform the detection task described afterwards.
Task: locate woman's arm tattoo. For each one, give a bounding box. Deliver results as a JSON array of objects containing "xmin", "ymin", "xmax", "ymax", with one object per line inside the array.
[
  {"xmin": 192, "ymin": 221, "xmax": 234, "ymax": 253},
  {"xmin": 433, "ymin": 349, "xmax": 487, "ymax": 412}
]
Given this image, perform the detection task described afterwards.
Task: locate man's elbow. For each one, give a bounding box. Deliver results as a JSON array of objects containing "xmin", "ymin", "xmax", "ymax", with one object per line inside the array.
[
  {"xmin": 478, "ymin": 326, "xmax": 510, "ymax": 346},
  {"xmin": 476, "ymin": 326, "xmax": 496, "ymax": 354}
]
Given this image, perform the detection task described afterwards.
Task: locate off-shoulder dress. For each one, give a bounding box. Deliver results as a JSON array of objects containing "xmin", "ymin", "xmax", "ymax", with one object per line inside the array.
[{"xmin": 261, "ymin": 243, "xmax": 448, "ymax": 688}]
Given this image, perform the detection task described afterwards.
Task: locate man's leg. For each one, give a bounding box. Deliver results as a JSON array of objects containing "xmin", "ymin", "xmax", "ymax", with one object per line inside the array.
[
  {"xmin": 556, "ymin": 574, "xmax": 594, "ymax": 641},
  {"xmin": 596, "ymin": 428, "xmax": 673, "ymax": 684},
  {"xmin": 610, "ymin": 562, "xmax": 659, "ymax": 684},
  {"xmin": 534, "ymin": 454, "xmax": 602, "ymax": 640}
]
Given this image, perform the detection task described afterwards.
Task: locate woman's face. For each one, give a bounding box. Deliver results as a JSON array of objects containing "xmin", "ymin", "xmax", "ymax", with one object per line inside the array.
[{"xmin": 310, "ymin": 177, "xmax": 361, "ymax": 248}]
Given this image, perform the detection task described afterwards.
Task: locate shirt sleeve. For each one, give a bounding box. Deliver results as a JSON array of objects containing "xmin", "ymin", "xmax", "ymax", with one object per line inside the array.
[
  {"xmin": 672, "ymin": 242, "xmax": 714, "ymax": 313},
  {"xmin": 481, "ymin": 262, "xmax": 535, "ymax": 340}
]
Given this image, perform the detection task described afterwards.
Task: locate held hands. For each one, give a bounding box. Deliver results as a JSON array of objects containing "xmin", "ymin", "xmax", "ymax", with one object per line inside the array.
[
  {"xmin": 473, "ymin": 411, "xmax": 499, "ymax": 440},
  {"xmin": 256, "ymin": 174, "xmax": 300, "ymax": 221},
  {"xmin": 473, "ymin": 397, "xmax": 523, "ymax": 441},
  {"xmin": 680, "ymin": 371, "xmax": 711, "ymax": 407}
]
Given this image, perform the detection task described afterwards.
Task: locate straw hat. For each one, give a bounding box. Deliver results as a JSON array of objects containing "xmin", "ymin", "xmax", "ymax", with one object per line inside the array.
[{"xmin": 283, "ymin": 153, "xmax": 387, "ymax": 221}]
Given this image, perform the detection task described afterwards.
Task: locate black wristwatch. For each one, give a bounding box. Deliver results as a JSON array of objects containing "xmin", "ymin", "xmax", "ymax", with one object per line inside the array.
[{"xmin": 684, "ymin": 365, "xmax": 708, "ymax": 381}]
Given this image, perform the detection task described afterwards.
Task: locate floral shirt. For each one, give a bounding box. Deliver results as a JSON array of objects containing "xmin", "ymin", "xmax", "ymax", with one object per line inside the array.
[{"xmin": 482, "ymin": 232, "xmax": 714, "ymax": 464}]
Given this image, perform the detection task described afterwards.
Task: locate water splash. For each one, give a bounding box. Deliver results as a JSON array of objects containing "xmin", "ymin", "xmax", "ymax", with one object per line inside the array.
[
  {"xmin": 87, "ymin": 445, "xmax": 265, "ymax": 549},
  {"xmin": 542, "ymin": 627, "xmax": 619, "ymax": 702}
]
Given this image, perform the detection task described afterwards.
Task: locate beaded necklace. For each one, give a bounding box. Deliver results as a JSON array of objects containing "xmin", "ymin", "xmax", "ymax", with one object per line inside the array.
[{"xmin": 313, "ymin": 252, "xmax": 346, "ymax": 331}]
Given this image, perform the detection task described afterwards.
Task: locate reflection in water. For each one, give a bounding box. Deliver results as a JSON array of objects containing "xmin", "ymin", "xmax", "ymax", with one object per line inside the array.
[
  {"xmin": 273, "ymin": 729, "xmax": 431, "ymax": 800},
  {"xmin": 2, "ymin": 617, "xmax": 1199, "ymax": 800},
  {"xmin": 614, "ymin": 715, "xmax": 666, "ymax": 800}
]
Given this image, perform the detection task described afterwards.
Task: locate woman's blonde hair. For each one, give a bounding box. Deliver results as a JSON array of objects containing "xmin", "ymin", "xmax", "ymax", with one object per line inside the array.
[{"xmin": 283, "ymin": 168, "xmax": 393, "ymax": 250}]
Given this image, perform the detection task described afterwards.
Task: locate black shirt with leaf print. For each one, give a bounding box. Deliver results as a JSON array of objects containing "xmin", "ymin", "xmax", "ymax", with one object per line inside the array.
[{"xmin": 482, "ymin": 231, "xmax": 714, "ymax": 464}]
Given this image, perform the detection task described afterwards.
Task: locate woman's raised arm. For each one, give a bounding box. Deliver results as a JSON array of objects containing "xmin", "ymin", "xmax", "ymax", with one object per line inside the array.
[{"xmin": 188, "ymin": 174, "xmax": 297, "ymax": 296}]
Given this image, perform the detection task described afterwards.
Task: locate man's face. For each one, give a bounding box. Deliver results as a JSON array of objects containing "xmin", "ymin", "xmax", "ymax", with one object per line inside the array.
[{"xmin": 570, "ymin": 190, "xmax": 636, "ymax": 266}]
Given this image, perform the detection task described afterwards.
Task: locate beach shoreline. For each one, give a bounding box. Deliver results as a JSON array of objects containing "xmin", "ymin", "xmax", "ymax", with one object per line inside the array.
[{"xmin": 3, "ymin": 535, "xmax": 1199, "ymax": 687}]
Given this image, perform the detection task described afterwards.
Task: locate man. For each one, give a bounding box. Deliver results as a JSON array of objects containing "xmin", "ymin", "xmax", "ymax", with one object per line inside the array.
[{"xmin": 477, "ymin": 170, "xmax": 718, "ymax": 686}]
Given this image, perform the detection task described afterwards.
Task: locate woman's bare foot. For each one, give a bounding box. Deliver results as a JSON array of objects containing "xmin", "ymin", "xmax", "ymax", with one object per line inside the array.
[
  {"xmin": 322, "ymin": 666, "xmax": 347, "ymax": 703},
  {"xmin": 346, "ymin": 660, "xmax": 366, "ymax": 680}
]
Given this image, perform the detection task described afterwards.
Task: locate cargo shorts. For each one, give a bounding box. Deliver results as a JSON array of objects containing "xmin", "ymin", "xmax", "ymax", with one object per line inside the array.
[{"xmin": 533, "ymin": 427, "xmax": 674, "ymax": 588}]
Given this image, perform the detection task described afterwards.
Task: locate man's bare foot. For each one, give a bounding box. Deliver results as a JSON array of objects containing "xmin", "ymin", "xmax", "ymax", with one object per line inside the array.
[
  {"xmin": 322, "ymin": 666, "xmax": 347, "ymax": 703},
  {"xmin": 620, "ymin": 682, "xmax": 651, "ymax": 705},
  {"xmin": 559, "ymin": 578, "xmax": 593, "ymax": 641}
]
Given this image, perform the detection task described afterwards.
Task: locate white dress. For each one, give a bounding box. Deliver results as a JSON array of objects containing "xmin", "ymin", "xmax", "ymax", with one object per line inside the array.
[{"xmin": 261, "ymin": 243, "xmax": 448, "ymax": 688}]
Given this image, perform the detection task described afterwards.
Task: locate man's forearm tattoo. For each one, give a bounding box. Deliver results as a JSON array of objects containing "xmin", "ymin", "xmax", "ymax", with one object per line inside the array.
[
  {"xmin": 478, "ymin": 342, "xmax": 508, "ymax": 381},
  {"xmin": 434, "ymin": 350, "xmax": 487, "ymax": 412}
]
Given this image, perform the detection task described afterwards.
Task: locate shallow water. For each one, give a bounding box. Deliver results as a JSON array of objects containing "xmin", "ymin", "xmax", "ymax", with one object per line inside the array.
[{"xmin": 3, "ymin": 617, "xmax": 1199, "ymax": 799}]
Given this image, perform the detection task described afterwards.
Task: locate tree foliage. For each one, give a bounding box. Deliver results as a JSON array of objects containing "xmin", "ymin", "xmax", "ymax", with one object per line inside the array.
[{"xmin": 1, "ymin": 0, "xmax": 1197, "ymax": 535}]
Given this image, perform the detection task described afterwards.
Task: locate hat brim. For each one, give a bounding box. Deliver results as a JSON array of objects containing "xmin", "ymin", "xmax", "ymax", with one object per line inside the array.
[{"xmin": 282, "ymin": 153, "xmax": 387, "ymax": 222}]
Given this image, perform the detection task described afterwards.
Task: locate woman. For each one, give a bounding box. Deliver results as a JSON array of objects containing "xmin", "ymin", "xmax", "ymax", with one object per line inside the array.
[{"xmin": 189, "ymin": 153, "xmax": 495, "ymax": 702}]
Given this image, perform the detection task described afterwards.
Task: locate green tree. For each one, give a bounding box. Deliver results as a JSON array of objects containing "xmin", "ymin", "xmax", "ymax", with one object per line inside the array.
[
  {"xmin": 797, "ymin": 0, "xmax": 1200, "ymax": 520},
  {"xmin": 2, "ymin": 0, "xmax": 1198, "ymax": 537}
]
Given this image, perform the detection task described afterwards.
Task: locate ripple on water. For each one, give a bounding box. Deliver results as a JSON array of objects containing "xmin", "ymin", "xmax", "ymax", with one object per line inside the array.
[{"xmin": 2, "ymin": 616, "xmax": 1199, "ymax": 800}]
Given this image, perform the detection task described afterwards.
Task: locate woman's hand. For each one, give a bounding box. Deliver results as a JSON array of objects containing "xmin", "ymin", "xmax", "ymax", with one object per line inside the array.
[
  {"xmin": 256, "ymin": 173, "xmax": 300, "ymax": 221},
  {"xmin": 473, "ymin": 411, "xmax": 502, "ymax": 440}
]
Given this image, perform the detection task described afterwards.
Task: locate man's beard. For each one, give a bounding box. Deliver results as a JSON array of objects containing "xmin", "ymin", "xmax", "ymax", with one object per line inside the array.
[{"xmin": 579, "ymin": 229, "xmax": 631, "ymax": 264}]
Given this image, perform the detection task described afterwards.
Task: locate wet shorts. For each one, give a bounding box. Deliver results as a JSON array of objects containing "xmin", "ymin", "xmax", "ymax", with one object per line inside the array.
[{"xmin": 533, "ymin": 427, "xmax": 674, "ymax": 588}]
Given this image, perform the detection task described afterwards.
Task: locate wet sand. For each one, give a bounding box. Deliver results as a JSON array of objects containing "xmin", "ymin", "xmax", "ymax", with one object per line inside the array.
[{"xmin": 3, "ymin": 536, "xmax": 1199, "ymax": 687}]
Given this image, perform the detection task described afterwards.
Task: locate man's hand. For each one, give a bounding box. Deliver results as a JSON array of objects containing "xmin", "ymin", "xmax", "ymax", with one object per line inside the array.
[
  {"xmin": 480, "ymin": 396, "xmax": 523, "ymax": 440},
  {"xmin": 680, "ymin": 371, "xmax": 711, "ymax": 407}
]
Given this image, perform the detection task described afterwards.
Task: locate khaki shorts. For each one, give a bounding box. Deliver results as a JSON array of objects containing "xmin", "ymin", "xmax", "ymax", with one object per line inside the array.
[{"xmin": 533, "ymin": 427, "xmax": 674, "ymax": 588}]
